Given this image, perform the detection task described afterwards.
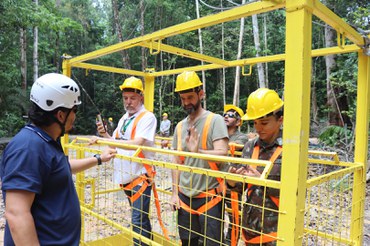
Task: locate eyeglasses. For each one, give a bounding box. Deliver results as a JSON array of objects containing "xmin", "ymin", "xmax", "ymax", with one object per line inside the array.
[
  {"xmin": 72, "ymin": 107, "xmax": 78, "ymax": 114},
  {"xmin": 223, "ymin": 112, "xmax": 238, "ymax": 118}
]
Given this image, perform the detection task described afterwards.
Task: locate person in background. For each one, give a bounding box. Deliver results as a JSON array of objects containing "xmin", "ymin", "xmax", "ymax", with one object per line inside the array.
[
  {"xmin": 95, "ymin": 76, "xmax": 157, "ymax": 246},
  {"xmin": 160, "ymin": 112, "xmax": 171, "ymax": 148},
  {"xmin": 0, "ymin": 73, "xmax": 116, "ymax": 246},
  {"xmin": 223, "ymin": 104, "xmax": 248, "ymax": 245},
  {"xmin": 224, "ymin": 104, "xmax": 249, "ymax": 150},
  {"xmin": 107, "ymin": 117, "xmax": 115, "ymax": 135},
  {"xmin": 228, "ymin": 88, "xmax": 284, "ymax": 246},
  {"xmin": 170, "ymin": 71, "xmax": 229, "ymax": 246}
]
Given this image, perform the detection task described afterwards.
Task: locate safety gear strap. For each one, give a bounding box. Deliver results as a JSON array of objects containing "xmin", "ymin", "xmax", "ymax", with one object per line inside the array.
[
  {"xmin": 242, "ymin": 145, "xmax": 282, "ymax": 244},
  {"xmin": 177, "ymin": 113, "xmax": 225, "ymax": 213},
  {"xmin": 228, "ymin": 144, "xmax": 240, "ymax": 246},
  {"xmin": 119, "ymin": 111, "xmax": 169, "ymax": 239}
]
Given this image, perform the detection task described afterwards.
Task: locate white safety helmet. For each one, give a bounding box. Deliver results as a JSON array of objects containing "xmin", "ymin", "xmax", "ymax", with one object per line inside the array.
[{"xmin": 30, "ymin": 73, "xmax": 81, "ymax": 111}]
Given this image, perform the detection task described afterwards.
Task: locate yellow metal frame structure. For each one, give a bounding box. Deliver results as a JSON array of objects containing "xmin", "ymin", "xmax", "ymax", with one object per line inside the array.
[{"xmin": 62, "ymin": 0, "xmax": 369, "ymax": 245}]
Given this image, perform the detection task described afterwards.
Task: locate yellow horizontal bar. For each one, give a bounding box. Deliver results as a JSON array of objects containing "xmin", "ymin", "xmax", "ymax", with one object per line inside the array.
[
  {"xmin": 308, "ymin": 159, "xmax": 354, "ymax": 167},
  {"xmin": 141, "ymin": 41, "xmax": 230, "ymax": 66},
  {"xmin": 70, "ymin": 44, "xmax": 360, "ymax": 78},
  {"xmin": 306, "ymin": 164, "xmax": 362, "ymax": 187},
  {"xmin": 70, "ymin": 137, "xmax": 280, "ymax": 189},
  {"xmin": 69, "ymin": 1, "xmax": 284, "ymax": 64},
  {"xmin": 148, "ymin": 45, "xmax": 359, "ymax": 77},
  {"xmin": 72, "ymin": 62, "xmax": 147, "ymax": 77},
  {"xmin": 304, "ymin": 227, "xmax": 353, "ymax": 245},
  {"xmin": 155, "ymin": 136, "xmax": 173, "ymax": 141},
  {"xmin": 69, "ymin": 41, "xmax": 142, "ymax": 65},
  {"xmin": 81, "ymin": 206, "xmax": 163, "ymax": 246},
  {"xmin": 312, "ymin": 44, "xmax": 360, "ymax": 57},
  {"xmin": 73, "ymin": 137, "xmax": 270, "ymax": 167},
  {"xmin": 96, "ymin": 188, "xmax": 121, "ymax": 195},
  {"xmin": 312, "ymin": 0, "xmax": 364, "ymax": 46}
]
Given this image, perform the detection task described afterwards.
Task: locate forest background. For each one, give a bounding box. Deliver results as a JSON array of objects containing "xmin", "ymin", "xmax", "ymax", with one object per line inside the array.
[{"xmin": 0, "ymin": 0, "xmax": 369, "ymax": 146}]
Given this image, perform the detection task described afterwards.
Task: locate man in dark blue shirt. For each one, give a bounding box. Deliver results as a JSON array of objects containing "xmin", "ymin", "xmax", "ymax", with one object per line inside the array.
[{"xmin": 0, "ymin": 73, "xmax": 116, "ymax": 245}]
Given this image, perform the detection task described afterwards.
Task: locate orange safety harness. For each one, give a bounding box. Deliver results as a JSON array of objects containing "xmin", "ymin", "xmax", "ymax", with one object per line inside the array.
[
  {"xmin": 241, "ymin": 144, "xmax": 282, "ymax": 244},
  {"xmin": 117, "ymin": 111, "xmax": 169, "ymax": 239},
  {"xmin": 176, "ymin": 113, "xmax": 226, "ymax": 215},
  {"xmin": 228, "ymin": 142, "xmax": 240, "ymax": 246}
]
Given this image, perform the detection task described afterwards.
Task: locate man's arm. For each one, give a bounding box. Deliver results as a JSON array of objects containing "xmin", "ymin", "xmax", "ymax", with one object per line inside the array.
[
  {"xmin": 70, "ymin": 147, "xmax": 117, "ymax": 174},
  {"xmin": 199, "ymin": 137, "xmax": 228, "ymax": 156},
  {"xmin": 5, "ymin": 190, "xmax": 39, "ymax": 245}
]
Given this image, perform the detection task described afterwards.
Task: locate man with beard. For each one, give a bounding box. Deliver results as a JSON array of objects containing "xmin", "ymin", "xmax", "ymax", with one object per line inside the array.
[
  {"xmin": 95, "ymin": 76, "xmax": 157, "ymax": 246},
  {"xmin": 1, "ymin": 73, "xmax": 116, "ymax": 246},
  {"xmin": 170, "ymin": 71, "xmax": 229, "ymax": 246}
]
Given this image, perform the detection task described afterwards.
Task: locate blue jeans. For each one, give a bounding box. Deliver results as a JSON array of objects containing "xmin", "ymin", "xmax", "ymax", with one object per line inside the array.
[{"xmin": 123, "ymin": 184, "xmax": 152, "ymax": 246}]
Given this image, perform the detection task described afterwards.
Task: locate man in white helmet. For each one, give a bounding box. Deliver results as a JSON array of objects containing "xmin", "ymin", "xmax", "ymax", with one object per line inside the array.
[{"xmin": 0, "ymin": 73, "xmax": 116, "ymax": 246}]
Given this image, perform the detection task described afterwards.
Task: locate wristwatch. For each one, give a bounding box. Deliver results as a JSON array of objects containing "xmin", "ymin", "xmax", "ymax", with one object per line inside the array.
[{"xmin": 94, "ymin": 154, "xmax": 102, "ymax": 166}]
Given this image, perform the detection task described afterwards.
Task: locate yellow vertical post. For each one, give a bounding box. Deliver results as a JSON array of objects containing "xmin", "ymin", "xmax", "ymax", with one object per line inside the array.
[
  {"xmin": 143, "ymin": 74, "xmax": 155, "ymax": 112},
  {"xmin": 61, "ymin": 57, "xmax": 72, "ymax": 153},
  {"xmin": 351, "ymin": 51, "xmax": 370, "ymax": 244},
  {"xmin": 278, "ymin": 0, "xmax": 312, "ymax": 245}
]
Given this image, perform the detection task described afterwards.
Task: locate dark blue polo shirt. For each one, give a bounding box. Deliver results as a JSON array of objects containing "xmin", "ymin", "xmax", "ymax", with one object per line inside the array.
[{"xmin": 1, "ymin": 124, "xmax": 81, "ymax": 245}]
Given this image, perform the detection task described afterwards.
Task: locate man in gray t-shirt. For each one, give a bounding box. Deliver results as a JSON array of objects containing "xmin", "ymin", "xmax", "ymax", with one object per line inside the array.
[{"xmin": 170, "ymin": 71, "xmax": 229, "ymax": 246}]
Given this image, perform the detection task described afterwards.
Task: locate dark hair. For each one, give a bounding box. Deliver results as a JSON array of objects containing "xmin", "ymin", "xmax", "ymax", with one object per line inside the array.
[
  {"xmin": 257, "ymin": 108, "xmax": 284, "ymax": 120},
  {"xmin": 28, "ymin": 103, "xmax": 69, "ymax": 127},
  {"xmin": 178, "ymin": 86, "xmax": 202, "ymax": 94}
]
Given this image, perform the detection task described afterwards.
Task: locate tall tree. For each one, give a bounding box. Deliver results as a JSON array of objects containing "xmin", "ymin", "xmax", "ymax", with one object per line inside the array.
[
  {"xmin": 252, "ymin": 14, "xmax": 266, "ymax": 88},
  {"xmin": 20, "ymin": 27, "xmax": 27, "ymax": 90},
  {"xmin": 33, "ymin": 0, "xmax": 39, "ymax": 81},
  {"xmin": 140, "ymin": 0, "xmax": 147, "ymax": 71},
  {"xmin": 195, "ymin": 0, "xmax": 206, "ymax": 109},
  {"xmin": 233, "ymin": 0, "xmax": 246, "ymax": 107},
  {"xmin": 112, "ymin": 0, "xmax": 131, "ymax": 69}
]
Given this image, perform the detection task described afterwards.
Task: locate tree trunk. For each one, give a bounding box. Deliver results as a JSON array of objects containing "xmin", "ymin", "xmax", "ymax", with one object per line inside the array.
[
  {"xmin": 311, "ymin": 60, "xmax": 318, "ymax": 124},
  {"xmin": 112, "ymin": 0, "xmax": 131, "ymax": 69},
  {"xmin": 233, "ymin": 0, "xmax": 246, "ymax": 107},
  {"xmin": 221, "ymin": 0, "xmax": 226, "ymax": 106},
  {"xmin": 140, "ymin": 0, "xmax": 146, "ymax": 71},
  {"xmin": 20, "ymin": 27, "xmax": 27, "ymax": 90},
  {"xmin": 33, "ymin": 0, "xmax": 39, "ymax": 81},
  {"xmin": 195, "ymin": 0, "xmax": 206, "ymax": 109},
  {"xmin": 325, "ymin": 24, "xmax": 343, "ymax": 126},
  {"xmin": 252, "ymin": 14, "xmax": 266, "ymax": 88},
  {"xmin": 263, "ymin": 14, "xmax": 268, "ymax": 87}
]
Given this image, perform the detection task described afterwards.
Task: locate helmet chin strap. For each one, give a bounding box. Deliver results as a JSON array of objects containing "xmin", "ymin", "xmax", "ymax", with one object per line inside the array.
[{"xmin": 51, "ymin": 109, "xmax": 72, "ymax": 137}]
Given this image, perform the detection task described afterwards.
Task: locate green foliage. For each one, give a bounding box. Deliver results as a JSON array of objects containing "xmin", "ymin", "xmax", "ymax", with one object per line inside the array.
[
  {"xmin": 0, "ymin": 112, "xmax": 27, "ymax": 138},
  {"xmin": 0, "ymin": 0, "xmax": 369, "ymax": 138},
  {"xmin": 318, "ymin": 125, "xmax": 353, "ymax": 147}
]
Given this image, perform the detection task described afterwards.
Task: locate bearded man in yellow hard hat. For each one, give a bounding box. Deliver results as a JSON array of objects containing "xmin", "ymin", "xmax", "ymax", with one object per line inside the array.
[{"xmin": 170, "ymin": 71, "xmax": 229, "ymax": 246}]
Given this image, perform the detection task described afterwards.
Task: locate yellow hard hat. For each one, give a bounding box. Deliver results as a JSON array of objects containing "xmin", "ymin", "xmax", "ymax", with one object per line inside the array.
[
  {"xmin": 224, "ymin": 104, "xmax": 244, "ymax": 125},
  {"xmin": 242, "ymin": 88, "xmax": 284, "ymax": 120},
  {"xmin": 108, "ymin": 117, "xmax": 113, "ymax": 121},
  {"xmin": 162, "ymin": 113, "xmax": 168, "ymax": 117},
  {"xmin": 175, "ymin": 71, "xmax": 203, "ymax": 92},
  {"xmin": 119, "ymin": 76, "xmax": 143, "ymax": 93}
]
